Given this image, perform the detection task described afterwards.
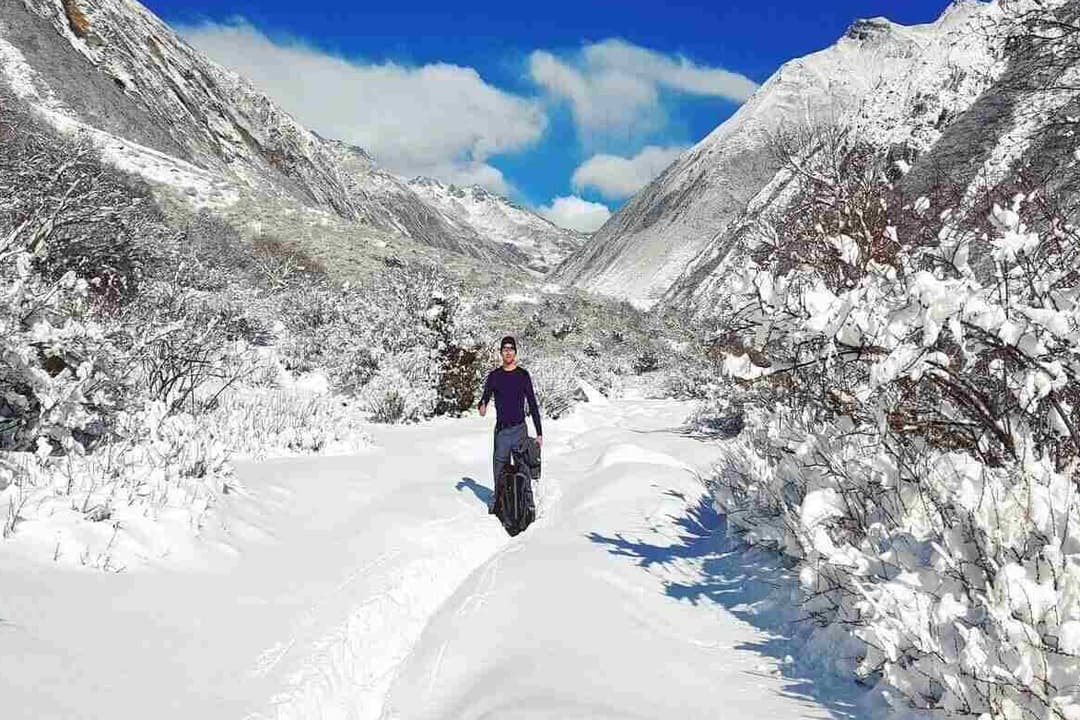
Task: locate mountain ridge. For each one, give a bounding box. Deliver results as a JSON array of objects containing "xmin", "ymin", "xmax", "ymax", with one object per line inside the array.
[
  {"xmin": 407, "ymin": 176, "xmax": 587, "ymax": 274},
  {"xmin": 0, "ymin": 0, "xmax": 582, "ymax": 276},
  {"xmin": 553, "ymin": 0, "xmax": 1004, "ymax": 309}
]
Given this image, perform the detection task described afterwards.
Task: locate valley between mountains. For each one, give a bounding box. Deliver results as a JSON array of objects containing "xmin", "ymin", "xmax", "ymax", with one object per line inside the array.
[{"xmin": 4, "ymin": 1, "xmax": 1080, "ymax": 718}]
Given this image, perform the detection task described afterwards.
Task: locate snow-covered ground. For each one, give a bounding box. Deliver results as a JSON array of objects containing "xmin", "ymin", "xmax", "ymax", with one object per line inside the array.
[{"xmin": 0, "ymin": 394, "xmax": 860, "ymax": 719}]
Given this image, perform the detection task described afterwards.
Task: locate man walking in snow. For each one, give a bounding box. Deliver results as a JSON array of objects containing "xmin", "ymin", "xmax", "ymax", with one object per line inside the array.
[{"xmin": 478, "ymin": 336, "xmax": 542, "ymax": 512}]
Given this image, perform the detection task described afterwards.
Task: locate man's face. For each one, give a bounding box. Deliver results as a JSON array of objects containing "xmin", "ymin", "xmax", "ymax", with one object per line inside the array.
[{"xmin": 501, "ymin": 345, "xmax": 516, "ymax": 363}]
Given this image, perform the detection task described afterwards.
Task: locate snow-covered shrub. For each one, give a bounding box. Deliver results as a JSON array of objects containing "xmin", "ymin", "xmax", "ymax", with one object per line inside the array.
[
  {"xmin": 435, "ymin": 342, "xmax": 484, "ymax": 415},
  {"xmin": 357, "ymin": 348, "xmax": 439, "ymax": 424},
  {"xmin": 361, "ymin": 382, "xmax": 406, "ymax": 424},
  {"xmin": 631, "ymin": 347, "xmax": 661, "ymax": 374},
  {"xmin": 660, "ymin": 360, "xmax": 721, "ymax": 400},
  {"xmin": 0, "ymin": 388, "xmax": 373, "ymax": 568},
  {"xmin": 475, "ymin": 284, "xmax": 693, "ymax": 411},
  {"xmin": 0, "ymin": 110, "xmax": 136, "ymax": 453},
  {"xmin": 426, "ymin": 289, "xmax": 486, "ymax": 416},
  {"xmin": 0, "ymin": 96, "xmax": 379, "ymax": 565},
  {"xmin": 0, "ymin": 265, "xmax": 118, "ymax": 453},
  {"xmin": 249, "ymin": 233, "xmax": 327, "ymax": 289},
  {"xmin": 274, "ymin": 262, "xmax": 486, "ymax": 422},
  {"xmin": 701, "ymin": 117, "xmax": 1080, "ymax": 717},
  {"xmin": 175, "ymin": 212, "xmax": 258, "ymax": 291},
  {"xmin": 124, "ymin": 282, "xmax": 270, "ymax": 415},
  {"xmin": 529, "ymin": 356, "xmax": 585, "ymax": 420},
  {"xmin": 0, "ymin": 108, "xmax": 167, "ymax": 308},
  {"xmin": 199, "ymin": 388, "xmax": 372, "ymax": 458}
]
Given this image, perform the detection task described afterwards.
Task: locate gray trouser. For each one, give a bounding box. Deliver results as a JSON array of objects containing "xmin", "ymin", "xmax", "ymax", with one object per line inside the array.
[{"xmin": 493, "ymin": 423, "xmax": 527, "ymax": 487}]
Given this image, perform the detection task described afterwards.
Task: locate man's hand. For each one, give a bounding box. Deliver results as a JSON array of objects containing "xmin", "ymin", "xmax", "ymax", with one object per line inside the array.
[
  {"xmin": 478, "ymin": 403, "xmax": 487, "ymax": 417},
  {"xmin": 536, "ymin": 435, "xmax": 543, "ymax": 448}
]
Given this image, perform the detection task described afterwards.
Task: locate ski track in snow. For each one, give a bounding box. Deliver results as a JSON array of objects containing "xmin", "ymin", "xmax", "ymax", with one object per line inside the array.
[{"xmin": 0, "ymin": 395, "xmax": 859, "ymax": 719}]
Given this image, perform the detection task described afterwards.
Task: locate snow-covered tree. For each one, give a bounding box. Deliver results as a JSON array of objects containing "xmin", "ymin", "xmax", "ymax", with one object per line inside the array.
[{"xmin": 707, "ymin": 117, "xmax": 1080, "ymax": 717}]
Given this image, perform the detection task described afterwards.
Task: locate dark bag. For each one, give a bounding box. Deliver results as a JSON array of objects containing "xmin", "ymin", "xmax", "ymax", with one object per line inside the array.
[
  {"xmin": 517, "ymin": 436, "xmax": 541, "ymax": 480},
  {"xmin": 0, "ymin": 417, "xmax": 18, "ymax": 450},
  {"xmin": 494, "ymin": 461, "xmax": 535, "ymax": 536}
]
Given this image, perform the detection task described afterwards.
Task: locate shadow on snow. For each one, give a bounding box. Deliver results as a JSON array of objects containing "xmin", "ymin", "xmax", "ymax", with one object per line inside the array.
[
  {"xmin": 455, "ymin": 477, "xmax": 492, "ymax": 508},
  {"xmin": 587, "ymin": 493, "xmax": 863, "ymax": 720}
]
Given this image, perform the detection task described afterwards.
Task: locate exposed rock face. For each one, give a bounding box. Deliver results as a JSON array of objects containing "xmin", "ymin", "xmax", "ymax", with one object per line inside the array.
[{"xmin": 554, "ymin": 1, "xmax": 1008, "ymax": 310}]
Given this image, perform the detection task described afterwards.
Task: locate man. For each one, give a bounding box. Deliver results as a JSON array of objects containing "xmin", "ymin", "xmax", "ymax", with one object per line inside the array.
[{"xmin": 478, "ymin": 336, "xmax": 543, "ymax": 512}]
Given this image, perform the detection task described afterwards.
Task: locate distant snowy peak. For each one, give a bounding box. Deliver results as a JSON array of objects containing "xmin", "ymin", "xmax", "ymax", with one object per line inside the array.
[
  {"xmin": 553, "ymin": 0, "xmax": 1003, "ymax": 309},
  {"xmin": 407, "ymin": 177, "xmax": 586, "ymax": 274},
  {"xmin": 843, "ymin": 17, "xmax": 896, "ymax": 42},
  {"xmin": 0, "ymin": 0, "xmax": 543, "ymax": 272},
  {"xmin": 408, "ymin": 178, "xmax": 515, "ymax": 211}
]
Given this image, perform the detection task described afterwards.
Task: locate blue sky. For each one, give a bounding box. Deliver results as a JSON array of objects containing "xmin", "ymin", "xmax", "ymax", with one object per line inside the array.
[{"xmin": 146, "ymin": 0, "xmax": 956, "ymax": 230}]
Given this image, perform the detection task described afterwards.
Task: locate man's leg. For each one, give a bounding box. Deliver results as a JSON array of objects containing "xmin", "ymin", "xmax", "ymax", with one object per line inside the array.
[
  {"xmin": 491, "ymin": 428, "xmax": 512, "ymax": 513},
  {"xmin": 491, "ymin": 424, "xmax": 528, "ymax": 513}
]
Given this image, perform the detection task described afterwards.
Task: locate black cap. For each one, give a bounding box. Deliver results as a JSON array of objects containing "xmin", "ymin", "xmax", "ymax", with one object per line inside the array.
[{"xmin": 500, "ymin": 335, "xmax": 517, "ymax": 351}]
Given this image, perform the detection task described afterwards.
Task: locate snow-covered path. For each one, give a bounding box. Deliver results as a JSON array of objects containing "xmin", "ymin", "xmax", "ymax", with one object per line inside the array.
[{"xmin": 0, "ymin": 395, "xmax": 850, "ymax": 719}]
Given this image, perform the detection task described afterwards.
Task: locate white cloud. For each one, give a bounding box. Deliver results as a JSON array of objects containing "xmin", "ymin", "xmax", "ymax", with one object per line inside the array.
[
  {"xmin": 538, "ymin": 195, "xmax": 611, "ymax": 233},
  {"xmin": 572, "ymin": 145, "xmax": 687, "ymax": 199},
  {"xmin": 529, "ymin": 39, "xmax": 758, "ymax": 140},
  {"xmin": 179, "ymin": 21, "xmax": 546, "ymax": 191}
]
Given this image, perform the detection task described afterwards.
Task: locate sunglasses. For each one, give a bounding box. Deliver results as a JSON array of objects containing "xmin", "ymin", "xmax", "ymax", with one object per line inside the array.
[{"xmin": 501, "ymin": 346, "xmax": 516, "ymax": 352}]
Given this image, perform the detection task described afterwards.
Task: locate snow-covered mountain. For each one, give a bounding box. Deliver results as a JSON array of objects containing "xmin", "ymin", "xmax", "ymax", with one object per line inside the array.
[
  {"xmin": 0, "ymin": 0, "xmax": 567, "ymax": 272},
  {"xmin": 407, "ymin": 177, "xmax": 587, "ymax": 274},
  {"xmin": 554, "ymin": 1, "xmax": 1006, "ymax": 309}
]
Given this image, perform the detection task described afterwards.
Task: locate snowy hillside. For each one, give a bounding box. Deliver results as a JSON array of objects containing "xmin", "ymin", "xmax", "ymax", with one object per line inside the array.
[
  {"xmin": 554, "ymin": 0, "xmax": 1004, "ymax": 309},
  {"xmin": 667, "ymin": 0, "xmax": 1080, "ymax": 318},
  {"xmin": 0, "ymin": 0, "xmax": 551, "ymax": 272},
  {"xmin": 409, "ymin": 176, "xmax": 587, "ymax": 274},
  {"xmin": 665, "ymin": 1, "xmax": 1011, "ymax": 314}
]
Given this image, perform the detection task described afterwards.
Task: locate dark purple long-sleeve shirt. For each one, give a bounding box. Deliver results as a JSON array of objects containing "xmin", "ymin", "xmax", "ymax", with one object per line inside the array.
[{"xmin": 479, "ymin": 366, "xmax": 543, "ymax": 435}]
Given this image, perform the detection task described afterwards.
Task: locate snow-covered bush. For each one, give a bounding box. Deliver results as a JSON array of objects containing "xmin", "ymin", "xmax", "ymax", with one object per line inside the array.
[
  {"xmin": 275, "ymin": 263, "xmax": 485, "ymax": 421},
  {"xmin": 631, "ymin": 347, "xmax": 660, "ymax": 374},
  {"xmin": 475, "ymin": 285, "xmax": 693, "ymax": 412},
  {"xmin": 0, "ymin": 389, "xmax": 372, "ymax": 568},
  {"xmin": 435, "ymin": 341, "xmax": 485, "ymax": 415},
  {"xmin": 426, "ymin": 289, "xmax": 487, "ymax": 416},
  {"xmin": 660, "ymin": 360, "xmax": 722, "ymax": 400},
  {"xmin": 196, "ymin": 388, "xmax": 373, "ymax": 459},
  {"xmin": 529, "ymin": 355, "xmax": 585, "ymax": 420},
  {"xmin": 358, "ymin": 349, "xmax": 439, "ymax": 423},
  {"xmin": 0, "ymin": 106, "xmax": 138, "ymax": 454},
  {"xmin": 701, "ymin": 118, "xmax": 1080, "ymax": 717},
  {"xmin": 0, "ymin": 97, "xmax": 377, "ymax": 565},
  {"xmin": 0, "ymin": 110, "xmax": 167, "ymax": 308}
]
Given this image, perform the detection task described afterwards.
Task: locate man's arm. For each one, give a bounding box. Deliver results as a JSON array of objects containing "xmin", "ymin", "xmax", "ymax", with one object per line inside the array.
[
  {"xmin": 478, "ymin": 372, "xmax": 493, "ymax": 416},
  {"xmin": 524, "ymin": 372, "xmax": 543, "ymax": 441}
]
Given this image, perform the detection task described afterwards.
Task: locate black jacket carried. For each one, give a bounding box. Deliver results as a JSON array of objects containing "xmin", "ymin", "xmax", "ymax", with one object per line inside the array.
[{"xmin": 514, "ymin": 435, "xmax": 541, "ymax": 480}]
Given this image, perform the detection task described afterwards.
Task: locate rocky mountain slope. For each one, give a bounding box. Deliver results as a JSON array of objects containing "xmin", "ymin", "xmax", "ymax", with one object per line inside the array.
[
  {"xmin": 554, "ymin": 0, "xmax": 1006, "ymax": 309},
  {"xmin": 0, "ymin": 0, "xmax": 577, "ymax": 275},
  {"xmin": 407, "ymin": 177, "xmax": 586, "ymax": 274},
  {"xmin": 668, "ymin": 0, "xmax": 1080, "ymax": 318}
]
